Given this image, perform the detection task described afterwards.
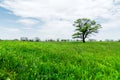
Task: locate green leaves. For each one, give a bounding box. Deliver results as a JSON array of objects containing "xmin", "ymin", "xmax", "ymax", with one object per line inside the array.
[
  {"xmin": 72, "ymin": 32, "xmax": 82, "ymax": 38},
  {"xmin": 73, "ymin": 18, "xmax": 101, "ymax": 42}
]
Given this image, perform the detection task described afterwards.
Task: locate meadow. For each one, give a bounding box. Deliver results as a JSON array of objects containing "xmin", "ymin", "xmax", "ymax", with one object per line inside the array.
[{"xmin": 0, "ymin": 40, "xmax": 120, "ymax": 80}]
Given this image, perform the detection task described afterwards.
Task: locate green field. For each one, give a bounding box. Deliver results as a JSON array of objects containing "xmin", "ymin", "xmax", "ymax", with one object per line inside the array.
[{"xmin": 0, "ymin": 41, "xmax": 120, "ymax": 80}]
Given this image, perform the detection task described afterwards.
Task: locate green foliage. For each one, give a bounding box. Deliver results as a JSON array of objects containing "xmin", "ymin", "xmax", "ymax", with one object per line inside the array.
[
  {"xmin": 0, "ymin": 41, "xmax": 120, "ymax": 80},
  {"xmin": 73, "ymin": 18, "xmax": 101, "ymax": 43}
]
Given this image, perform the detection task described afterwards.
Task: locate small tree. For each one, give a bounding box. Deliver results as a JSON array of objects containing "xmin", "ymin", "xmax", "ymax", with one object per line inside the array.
[
  {"xmin": 20, "ymin": 37, "xmax": 28, "ymax": 41},
  {"xmin": 72, "ymin": 18, "xmax": 101, "ymax": 43},
  {"xmin": 34, "ymin": 37, "xmax": 40, "ymax": 42},
  {"xmin": 118, "ymin": 40, "xmax": 120, "ymax": 42}
]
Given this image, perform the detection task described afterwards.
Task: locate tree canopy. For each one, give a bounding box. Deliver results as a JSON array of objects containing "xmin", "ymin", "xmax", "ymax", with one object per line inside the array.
[{"xmin": 72, "ymin": 18, "xmax": 101, "ymax": 43}]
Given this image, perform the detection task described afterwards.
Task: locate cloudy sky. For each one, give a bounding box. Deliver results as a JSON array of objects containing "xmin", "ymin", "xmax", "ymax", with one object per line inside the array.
[{"xmin": 0, "ymin": 0, "xmax": 120, "ymax": 40}]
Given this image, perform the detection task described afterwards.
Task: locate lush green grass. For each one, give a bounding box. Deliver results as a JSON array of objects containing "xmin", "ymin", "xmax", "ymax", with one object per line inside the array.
[{"xmin": 0, "ymin": 41, "xmax": 120, "ymax": 80}]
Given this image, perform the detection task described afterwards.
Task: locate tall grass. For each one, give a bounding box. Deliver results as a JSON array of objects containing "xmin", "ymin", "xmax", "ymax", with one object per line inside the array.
[{"xmin": 0, "ymin": 41, "xmax": 120, "ymax": 80}]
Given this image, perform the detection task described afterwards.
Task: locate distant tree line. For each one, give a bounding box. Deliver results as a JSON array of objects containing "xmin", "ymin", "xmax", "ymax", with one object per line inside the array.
[
  {"xmin": 20, "ymin": 37, "xmax": 41, "ymax": 42},
  {"xmin": 12, "ymin": 37, "xmax": 120, "ymax": 42},
  {"xmin": 20, "ymin": 37, "xmax": 72, "ymax": 42},
  {"xmin": 0, "ymin": 38, "xmax": 120, "ymax": 42}
]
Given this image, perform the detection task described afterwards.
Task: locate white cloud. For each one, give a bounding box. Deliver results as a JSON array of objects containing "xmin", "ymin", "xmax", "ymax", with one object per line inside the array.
[
  {"xmin": 0, "ymin": 0, "xmax": 120, "ymax": 40},
  {"xmin": 37, "ymin": 20, "xmax": 75, "ymax": 40},
  {"xmin": 0, "ymin": 27, "xmax": 21, "ymax": 39},
  {"xmin": 17, "ymin": 18, "xmax": 39, "ymax": 26},
  {"xmin": 0, "ymin": 0, "xmax": 117, "ymax": 20},
  {"xmin": 0, "ymin": 27, "xmax": 20, "ymax": 32}
]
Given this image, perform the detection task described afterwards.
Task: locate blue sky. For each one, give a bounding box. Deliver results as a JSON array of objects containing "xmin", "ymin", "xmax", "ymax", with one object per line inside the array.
[{"xmin": 0, "ymin": 0, "xmax": 120, "ymax": 40}]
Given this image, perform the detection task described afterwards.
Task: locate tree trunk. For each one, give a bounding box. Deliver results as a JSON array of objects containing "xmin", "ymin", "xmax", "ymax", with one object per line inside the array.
[
  {"xmin": 82, "ymin": 34, "xmax": 85, "ymax": 43},
  {"xmin": 83, "ymin": 37, "xmax": 85, "ymax": 43}
]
